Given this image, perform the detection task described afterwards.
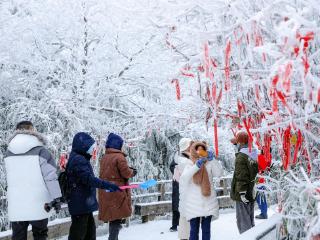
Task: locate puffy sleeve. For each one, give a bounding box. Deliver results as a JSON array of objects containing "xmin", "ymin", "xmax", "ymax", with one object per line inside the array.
[{"xmin": 179, "ymin": 162, "xmax": 199, "ymax": 193}]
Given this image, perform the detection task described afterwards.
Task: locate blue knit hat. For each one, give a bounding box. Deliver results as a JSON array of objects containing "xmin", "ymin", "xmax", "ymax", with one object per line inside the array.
[{"xmin": 105, "ymin": 133, "xmax": 124, "ymax": 150}]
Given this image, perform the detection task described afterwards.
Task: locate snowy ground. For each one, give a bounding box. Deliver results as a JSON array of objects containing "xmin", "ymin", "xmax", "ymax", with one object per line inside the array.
[{"xmin": 59, "ymin": 208, "xmax": 275, "ymax": 240}]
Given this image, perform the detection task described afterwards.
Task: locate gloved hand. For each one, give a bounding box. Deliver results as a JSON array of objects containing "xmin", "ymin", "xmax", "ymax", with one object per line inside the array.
[
  {"xmin": 196, "ymin": 158, "xmax": 206, "ymax": 168},
  {"xmin": 207, "ymin": 151, "xmax": 214, "ymax": 161},
  {"xmin": 239, "ymin": 191, "xmax": 250, "ymax": 204},
  {"xmin": 44, "ymin": 203, "xmax": 51, "ymax": 213},
  {"xmin": 130, "ymin": 167, "xmax": 137, "ymax": 177},
  {"xmin": 52, "ymin": 198, "xmax": 62, "ymax": 213},
  {"xmin": 104, "ymin": 181, "xmax": 121, "ymax": 192},
  {"xmin": 44, "ymin": 198, "xmax": 62, "ymax": 213}
]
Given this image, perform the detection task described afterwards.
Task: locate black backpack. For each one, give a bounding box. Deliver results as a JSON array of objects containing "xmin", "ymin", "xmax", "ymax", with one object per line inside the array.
[{"xmin": 58, "ymin": 171, "xmax": 70, "ymax": 203}]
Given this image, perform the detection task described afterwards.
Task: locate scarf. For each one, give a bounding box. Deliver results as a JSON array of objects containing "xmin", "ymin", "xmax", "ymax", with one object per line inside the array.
[{"xmin": 190, "ymin": 141, "xmax": 211, "ymax": 197}]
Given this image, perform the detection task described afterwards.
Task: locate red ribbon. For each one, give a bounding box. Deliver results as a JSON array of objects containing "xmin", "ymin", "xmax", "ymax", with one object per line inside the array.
[
  {"xmin": 283, "ymin": 126, "xmax": 291, "ymax": 171},
  {"xmin": 214, "ymin": 119, "xmax": 219, "ymax": 157},
  {"xmin": 224, "ymin": 40, "xmax": 231, "ymax": 91},
  {"xmin": 171, "ymin": 79, "xmax": 181, "ymax": 100}
]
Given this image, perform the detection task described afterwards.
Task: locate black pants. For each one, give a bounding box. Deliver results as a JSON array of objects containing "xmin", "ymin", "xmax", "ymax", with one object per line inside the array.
[
  {"xmin": 108, "ymin": 220, "xmax": 122, "ymax": 240},
  {"xmin": 68, "ymin": 213, "xmax": 96, "ymax": 240},
  {"xmin": 11, "ymin": 219, "xmax": 48, "ymax": 240},
  {"xmin": 172, "ymin": 210, "xmax": 180, "ymax": 228}
]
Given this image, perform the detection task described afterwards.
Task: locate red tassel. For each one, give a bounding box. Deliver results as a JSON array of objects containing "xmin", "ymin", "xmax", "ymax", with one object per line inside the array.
[
  {"xmin": 214, "ymin": 119, "xmax": 219, "ymax": 157},
  {"xmin": 302, "ymin": 55, "xmax": 310, "ymax": 77},
  {"xmin": 224, "ymin": 40, "xmax": 231, "ymax": 91},
  {"xmin": 277, "ymin": 90, "xmax": 291, "ymax": 113},
  {"xmin": 171, "ymin": 79, "xmax": 181, "ymax": 100},
  {"xmin": 59, "ymin": 153, "xmax": 67, "ymax": 170},
  {"xmin": 264, "ymin": 134, "xmax": 272, "ymax": 165},
  {"xmin": 243, "ymin": 118, "xmax": 253, "ymax": 152},
  {"xmin": 283, "ymin": 127, "xmax": 291, "ymax": 171},
  {"xmin": 271, "ymin": 75, "xmax": 279, "ymax": 112},
  {"xmin": 255, "ymin": 85, "xmax": 261, "ymax": 102},
  {"xmin": 237, "ymin": 100, "xmax": 243, "ymax": 117},
  {"xmin": 283, "ymin": 63, "xmax": 292, "ymax": 93}
]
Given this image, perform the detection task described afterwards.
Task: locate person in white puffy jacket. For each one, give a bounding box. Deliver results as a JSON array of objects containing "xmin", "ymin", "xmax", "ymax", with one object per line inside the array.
[
  {"xmin": 4, "ymin": 121, "xmax": 62, "ymax": 240},
  {"xmin": 179, "ymin": 141, "xmax": 223, "ymax": 240}
]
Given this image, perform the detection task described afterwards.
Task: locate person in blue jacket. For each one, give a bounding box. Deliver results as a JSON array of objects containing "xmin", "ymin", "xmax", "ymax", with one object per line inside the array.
[{"xmin": 66, "ymin": 132, "xmax": 120, "ymax": 240}]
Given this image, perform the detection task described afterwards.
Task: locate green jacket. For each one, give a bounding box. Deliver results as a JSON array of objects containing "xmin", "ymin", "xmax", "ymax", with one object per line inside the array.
[{"xmin": 230, "ymin": 151, "xmax": 258, "ymax": 202}]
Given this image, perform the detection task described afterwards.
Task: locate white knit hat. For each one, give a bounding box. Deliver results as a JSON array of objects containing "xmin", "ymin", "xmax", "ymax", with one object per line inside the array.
[{"xmin": 179, "ymin": 138, "xmax": 192, "ymax": 153}]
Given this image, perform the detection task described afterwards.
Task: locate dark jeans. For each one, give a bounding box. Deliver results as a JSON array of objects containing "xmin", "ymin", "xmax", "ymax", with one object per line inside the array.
[
  {"xmin": 172, "ymin": 210, "xmax": 180, "ymax": 228},
  {"xmin": 12, "ymin": 219, "xmax": 48, "ymax": 240},
  {"xmin": 190, "ymin": 216, "xmax": 212, "ymax": 240},
  {"xmin": 256, "ymin": 186, "xmax": 268, "ymax": 217},
  {"xmin": 68, "ymin": 213, "xmax": 96, "ymax": 240},
  {"xmin": 108, "ymin": 220, "xmax": 123, "ymax": 240}
]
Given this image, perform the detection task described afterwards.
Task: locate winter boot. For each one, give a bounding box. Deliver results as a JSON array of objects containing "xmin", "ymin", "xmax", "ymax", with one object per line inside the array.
[{"xmin": 255, "ymin": 214, "xmax": 268, "ymax": 219}]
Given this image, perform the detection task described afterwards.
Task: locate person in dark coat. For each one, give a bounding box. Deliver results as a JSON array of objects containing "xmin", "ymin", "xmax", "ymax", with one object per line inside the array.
[
  {"xmin": 98, "ymin": 133, "xmax": 136, "ymax": 240},
  {"xmin": 230, "ymin": 131, "xmax": 259, "ymax": 234},
  {"xmin": 169, "ymin": 138, "xmax": 192, "ymax": 233},
  {"xmin": 169, "ymin": 158, "xmax": 180, "ymax": 232},
  {"xmin": 66, "ymin": 132, "xmax": 120, "ymax": 240}
]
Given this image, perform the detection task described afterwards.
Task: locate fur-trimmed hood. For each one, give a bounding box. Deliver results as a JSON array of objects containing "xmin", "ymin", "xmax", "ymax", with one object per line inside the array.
[
  {"xmin": 8, "ymin": 130, "xmax": 47, "ymax": 154},
  {"xmin": 190, "ymin": 141, "xmax": 207, "ymax": 162}
]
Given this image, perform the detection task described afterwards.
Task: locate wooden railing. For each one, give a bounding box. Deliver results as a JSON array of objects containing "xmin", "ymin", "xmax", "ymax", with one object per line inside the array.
[
  {"xmin": 0, "ymin": 176, "xmax": 234, "ymax": 239},
  {"xmin": 132, "ymin": 176, "xmax": 234, "ymax": 222}
]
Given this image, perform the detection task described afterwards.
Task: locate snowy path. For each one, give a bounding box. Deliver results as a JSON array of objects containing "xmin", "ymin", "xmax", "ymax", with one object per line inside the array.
[{"xmin": 60, "ymin": 208, "xmax": 274, "ymax": 240}]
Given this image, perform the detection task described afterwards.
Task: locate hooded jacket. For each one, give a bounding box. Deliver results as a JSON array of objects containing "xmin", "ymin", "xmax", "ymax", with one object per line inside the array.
[
  {"xmin": 230, "ymin": 146, "xmax": 259, "ymax": 202},
  {"xmin": 4, "ymin": 130, "xmax": 61, "ymax": 221},
  {"xmin": 179, "ymin": 144, "xmax": 223, "ymax": 221},
  {"xmin": 98, "ymin": 133, "xmax": 134, "ymax": 222},
  {"xmin": 66, "ymin": 132, "xmax": 111, "ymax": 216}
]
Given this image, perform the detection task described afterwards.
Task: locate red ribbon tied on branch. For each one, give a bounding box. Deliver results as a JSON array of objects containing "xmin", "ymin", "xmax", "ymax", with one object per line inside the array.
[
  {"xmin": 224, "ymin": 40, "xmax": 231, "ymax": 91},
  {"xmin": 171, "ymin": 79, "xmax": 181, "ymax": 100}
]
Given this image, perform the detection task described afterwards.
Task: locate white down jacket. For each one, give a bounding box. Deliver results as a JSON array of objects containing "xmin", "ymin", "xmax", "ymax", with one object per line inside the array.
[
  {"xmin": 4, "ymin": 130, "xmax": 61, "ymax": 221},
  {"xmin": 179, "ymin": 159, "xmax": 223, "ymax": 221}
]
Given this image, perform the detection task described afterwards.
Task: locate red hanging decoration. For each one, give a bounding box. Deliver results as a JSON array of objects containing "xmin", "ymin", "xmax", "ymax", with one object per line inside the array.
[
  {"xmin": 255, "ymin": 85, "xmax": 261, "ymax": 102},
  {"xmin": 59, "ymin": 153, "xmax": 68, "ymax": 170},
  {"xmin": 243, "ymin": 118, "xmax": 253, "ymax": 152},
  {"xmin": 224, "ymin": 40, "xmax": 231, "ymax": 91},
  {"xmin": 271, "ymin": 75, "xmax": 279, "ymax": 112},
  {"xmin": 264, "ymin": 134, "xmax": 272, "ymax": 165},
  {"xmin": 237, "ymin": 100, "xmax": 243, "ymax": 117},
  {"xmin": 206, "ymin": 84, "xmax": 212, "ymax": 105},
  {"xmin": 181, "ymin": 65, "xmax": 195, "ymax": 78},
  {"xmin": 171, "ymin": 79, "xmax": 181, "ymax": 100},
  {"xmin": 283, "ymin": 126, "xmax": 291, "ymax": 171},
  {"xmin": 214, "ymin": 118, "xmax": 219, "ymax": 157},
  {"xmin": 283, "ymin": 62, "xmax": 292, "ymax": 93}
]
